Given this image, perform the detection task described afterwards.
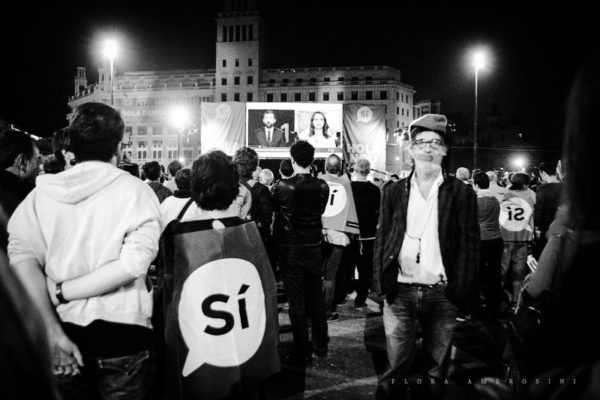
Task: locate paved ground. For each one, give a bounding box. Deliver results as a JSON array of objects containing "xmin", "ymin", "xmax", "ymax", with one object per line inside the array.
[{"xmin": 264, "ymin": 292, "xmax": 516, "ymax": 400}]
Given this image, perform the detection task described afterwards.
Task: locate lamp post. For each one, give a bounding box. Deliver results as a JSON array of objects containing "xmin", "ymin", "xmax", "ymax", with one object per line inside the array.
[
  {"xmin": 169, "ymin": 106, "xmax": 193, "ymax": 164},
  {"xmin": 102, "ymin": 39, "xmax": 118, "ymax": 106},
  {"xmin": 472, "ymin": 50, "xmax": 486, "ymax": 170}
]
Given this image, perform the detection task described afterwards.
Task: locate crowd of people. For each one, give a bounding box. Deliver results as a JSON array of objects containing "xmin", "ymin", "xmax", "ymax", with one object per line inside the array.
[{"xmin": 1, "ymin": 50, "xmax": 599, "ymax": 400}]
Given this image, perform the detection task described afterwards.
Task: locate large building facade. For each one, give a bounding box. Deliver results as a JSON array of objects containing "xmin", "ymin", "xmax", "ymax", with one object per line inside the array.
[{"xmin": 68, "ymin": 0, "xmax": 418, "ymax": 172}]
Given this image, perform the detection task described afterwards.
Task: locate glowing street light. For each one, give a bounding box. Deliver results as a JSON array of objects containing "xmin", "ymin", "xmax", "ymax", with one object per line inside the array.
[
  {"xmin": 512, "ymin": 156, "xmax": 526, "ymax": 172},
  {"xmin": 471, "ymin": 49, "xmax": 487, "ymax": 170},
  {"xmin": 169, "ymin": 106, "xmax": 193, "ymax": 161},
  {"xmin": 102, "ymin": 38, "xmax": 119, "ymax": 106}
]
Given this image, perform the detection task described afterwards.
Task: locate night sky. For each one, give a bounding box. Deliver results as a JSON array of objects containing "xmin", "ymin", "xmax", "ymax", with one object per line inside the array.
[{"xmin": 1, "ymin": 0, "xmax": 596, "ymax": 152}]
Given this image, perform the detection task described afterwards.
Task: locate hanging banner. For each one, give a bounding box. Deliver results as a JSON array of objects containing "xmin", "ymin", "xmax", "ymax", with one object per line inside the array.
[
  {"xmin": 201, "ymin": 102, "xmax": 246, "ymax": 155},
  {"xmin": 320, "ymin": 173, "xmax": 360, "ymax": 235},
  {"xmin": 162, "ymin": 219, "xmax": 280, "ymax": 400},
  {"xmin": 343, "ymin": 104, "xmax": 387, "ymax": 171}
]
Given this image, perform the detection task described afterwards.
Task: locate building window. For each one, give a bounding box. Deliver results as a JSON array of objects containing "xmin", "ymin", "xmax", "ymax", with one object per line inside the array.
[
  {"xmin": 296, "ymin": 78, "xmax": 303, "ymax": 83},
  {"xmin": 396, "ymin": 106, "xmax": 400, "ymax": 115},
  {"xmin": 247, "ymin": 76, "xmax": 253, "ymax": 85},
  {"xmin": 247, "ymin": 92, "xmax": 253, "ymax": 101},
  {"xmin": 324, "ymin": 77, "xmax": 330, "ymax": 82},
  {"xmin": 235, "ymin": 25, "xmax": 240, "ymax": 41},
  {"xmin": 248, "ymin": 25, "xmax": 254, "ymax": 41},
  {"xmin": 235, "ymin": 58, "xmax": 239, "ymax": 67},
  {"xmin": 222, "ymin": 59, "xmax": 226, "ymax": 67},
  {"xmin": 366, "ymin": 76, "xmax": 372, "ymax": 82},
  {"xmin": 338, "ymin": 77, "xmax": 345, "ymax": 81},
  {"xmin": 222, "ymin": 26, "xmax": 227, "ymax": 42},
  {"xmin": 406, "ymin": 109, "xmax": 410, "ymax": 118},
  {"xmin": 351, "ymin": 91, "xmax": 358, "ymax": 100},
  {"xmin": 294, "ymin": 92, "xmax": 301, "ymax": 101},
  {"xmin": 280, "ymin": 93, "xmax": 287, "ymax": 102},
  {"xmin": 242, "ymin": 25, "xmax": 247, "ymax": 41},
  {"xmin": 380, "ymin": 90, "xmax": 388, "ymax": 100},
  {"xmin": 366, "ymin": 91, "xmax": 373, "ymax": 100},
  {"xmin": 152, "ymin": 140, "xmax": 162, "ymax": 148},
  {"xmin": 401, "ymin": 108, "xmax": 404, "ymax": 116},
  {"xmin": 396, "ymin": 92, "xmax": 400, "ymax": 100},
  {"xmin": 228, "ymin": 26, "xmax": 234, "ymax": 42},
  {"xmin": 221, "ymin": 93, "xmax": 227, "ymax": 101},
  {"xmin": 125, "ymin": 126, "xmax": 133, "ymax": 136},
  {"xmin": 268, "ymin": 79, "xmax": 275, "ymax": 84},
  {"xmin": 309, "ymin": 92, "xmax": 316, "ymax": 101},
  {"xmin": 310, "ymin": 77, "xmax": 317, "ymax": 83},
  {"xmin": 266, "ymin": 93, "xmax": 273, "ymax": 102},
  {"xmin": 337, "ymin": 92, "xmax": 344, "ymax": 101},
  {"xmin": 221, "ymin": 78, "xmax": 227, "ymax": 85},
  {"xmin": 152, "ymin": 126, "xmax": 162, "ymax": 135},
  {"xmin": 234, "ymin": 93, "xmax": 240, "ymax": 102},
  {"xmin": 234, "ymin": 76, "xmax": 240, "ymax": 85},
  {"xmin": 323, "ymin": 92, "xmax": 329, "ymax": 101},
  {"xmin": 248, "ymin": 58, "xmax": 253, "ymax": 66},
  {"xmin": 137, "ymin": 126, "xmax": 147, "ymax": 136},
  {"xmin": 282, "ymin": 79, "xmax": 289, "ymax": 84},
  {"xmin": 351, "ymin": 76, "xmax": 358, "ymax": 82},
  {"xmin": 397, "ymin": 121, "xmax": 400, "ymax": 128}
]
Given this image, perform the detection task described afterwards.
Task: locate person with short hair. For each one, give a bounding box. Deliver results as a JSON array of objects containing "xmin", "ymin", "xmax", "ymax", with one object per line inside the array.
[
  {"xmin": 473, "ymin": 171, "xmax": 503, "ymax": 319},
  {"xmin": 259, "ymin": 168, "xmax": 274, "ymax": 188},
  {"xmin": 533, "ymin": 161, "xmax": 563, "ymax": 257},
  {"xmin": 500, "ymin": 172, "xmax": 536, "ymax": 307},
  {"xmin": 272, "ymin": 141, "xmax": 330, "ymax": 366},
  {"xmin": 160, "ymin": 168, "xmax": 192, "ymax": 229},
  {"xmin": 143, "ymin": 161, "xmax": 173, "ymax": 203},
  {"xmin": 279, "ymin": 159, "xmax": 293, "ymax": 179},
  {"xmin": 374, "ymin": 114, "xmax": 479, "ymax": 399},
  {"xmin": 234, "ymin": 147, "xmax": 273, "ymax": 244},
  {"xmin": 456, "ymin": 167, "xmax": 471, "ymax": 184},
  {"xmin": 0, "ymin": 129, "xmax": 40, "ymax": 220},
  {"xmin": 8, "ymin": 102, "xmax": 161, "ymax": 399},
  {"xmin": 164, "ymin": 160, "xmax": 183, "ymax": 192},
  {"xmin": 348, "ymin": 159, "xmax": 380, "ymax": 309},
  {"xmin": 251, "ymin": 110, "xmax": 286, "ymax": 147}
]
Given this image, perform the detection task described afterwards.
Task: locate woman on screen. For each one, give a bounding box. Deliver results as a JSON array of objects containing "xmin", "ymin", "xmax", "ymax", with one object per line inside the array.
[{"xmin": 304, "ymin": 111, "xmax": 337, "ymax": 148}]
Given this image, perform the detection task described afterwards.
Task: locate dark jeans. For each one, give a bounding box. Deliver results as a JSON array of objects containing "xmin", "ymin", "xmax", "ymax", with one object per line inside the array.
[
  {"xmin": 348, "ymin": 239, "xmax": 375, "ymax": 305},
  {"xmin": 378, "ymin": 283, "xmax": 457, "ymax": 400},
  {"xmin": 279, "ymin": 242, "xmax": 329, "ymax": 357},
  {"xmin": 479, "ymin": 238, "xmax": 504, "ymax": 315},
  {"xmin": 54, "ymin": 350, "xmax": 155, "ymax": 400},
  {"xmin": 321, "ymin": 242, "xmax": 345, "ymax": 313}
]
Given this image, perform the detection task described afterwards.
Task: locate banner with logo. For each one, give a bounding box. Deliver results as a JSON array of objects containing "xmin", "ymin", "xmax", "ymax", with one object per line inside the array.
[
  {"xmin": 343, "ymin": 104, "xmax": 387, "ymax": 171},
  {"xmin": 320, "ymin": 173, "xmax": 360, "ymax": 235},
  {"xmin": 162, "ymin": 219, "xmax": 280, "ymax": 400},
  {"xmin": 201, "ymin": 102, "xmax": 246, "ymax": 155}
]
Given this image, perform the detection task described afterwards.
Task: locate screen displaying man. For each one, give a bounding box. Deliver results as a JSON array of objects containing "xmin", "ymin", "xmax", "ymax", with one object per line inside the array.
[{"xmin": 251, "ymin": 110, "xmax": 287, "ymax": 147}]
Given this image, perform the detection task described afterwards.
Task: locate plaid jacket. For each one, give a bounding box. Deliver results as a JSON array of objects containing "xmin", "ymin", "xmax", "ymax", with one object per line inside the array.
[{"xmin": 374, "ymin": 171, "xmax": 480, "ymax": 309}]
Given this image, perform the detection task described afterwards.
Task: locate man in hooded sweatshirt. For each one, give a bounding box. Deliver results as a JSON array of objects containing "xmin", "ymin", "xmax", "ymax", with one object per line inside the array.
[{"xmin": 8, "ymin": 102, "xmax": 161, "ymax": 400}]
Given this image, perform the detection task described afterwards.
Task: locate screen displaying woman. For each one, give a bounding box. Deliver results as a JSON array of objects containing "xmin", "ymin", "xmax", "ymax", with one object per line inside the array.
[{"xmin": 298, "ymin": 111, "xmax": 339, "ymax": 148}]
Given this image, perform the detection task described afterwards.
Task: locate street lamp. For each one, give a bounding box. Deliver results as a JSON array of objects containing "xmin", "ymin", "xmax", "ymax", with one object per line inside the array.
[
  {"xmin": 169, "ymin": 106, "xmax": 193, "ymax": 163},
  {"xmin": 102, "ymin": 39, "xmax": 119, "ymax": 106},
  {"xmin": 472, "ymin": 50, "xmax": 486, "ymax": 170}
]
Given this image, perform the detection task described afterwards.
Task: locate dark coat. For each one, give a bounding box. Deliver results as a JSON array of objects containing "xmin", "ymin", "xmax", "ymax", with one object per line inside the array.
[{"xmin": 373, "ymin": 171, "xmax": 480, "ymax": 309}]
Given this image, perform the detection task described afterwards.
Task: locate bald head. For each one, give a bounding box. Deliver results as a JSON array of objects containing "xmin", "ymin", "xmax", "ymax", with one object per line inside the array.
[
  {"xmin": 456, "ymin": 167, "xmax": 470, "ymax": 182},
  {"xmin": 325, "ymin": 154, "xmax": 342, "ymax": 175}
]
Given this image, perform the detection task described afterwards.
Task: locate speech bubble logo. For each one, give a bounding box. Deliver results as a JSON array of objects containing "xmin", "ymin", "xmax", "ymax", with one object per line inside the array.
[
  {"xmin": 322, "ymin": 182, "xmax": 347, "ymax": 218},
  {"xmin": 356, "ymin": 106, "xmax": 373, "ymax": 123},
  {"xmin": 179, "ymin": 258, "xmax": 265, "ymax": 376},
  {"xmin": 499, "ymin": 197, "xmax": 533, "ymax": 232},
  {"xmin": 216, "ymin": 104, "xmax": 232, "ymax": 119}
]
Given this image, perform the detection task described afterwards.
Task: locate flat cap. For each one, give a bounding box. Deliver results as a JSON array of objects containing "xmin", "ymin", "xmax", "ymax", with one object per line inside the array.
[{"xmin": 409, "ymin": 114, "xmax": 448, "ymax": 135}]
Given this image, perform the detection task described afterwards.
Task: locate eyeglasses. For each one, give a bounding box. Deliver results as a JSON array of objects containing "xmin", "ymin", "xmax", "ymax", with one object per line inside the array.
[{"xmin": 412, "ymin": 138, "xmax": 444, "ymax": 150}]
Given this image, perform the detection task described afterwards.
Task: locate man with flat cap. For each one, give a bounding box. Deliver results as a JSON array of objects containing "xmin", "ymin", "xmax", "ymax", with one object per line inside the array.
[{"xmin": 374, "ymin": 114, "xmax": 479, "ymax": 399}]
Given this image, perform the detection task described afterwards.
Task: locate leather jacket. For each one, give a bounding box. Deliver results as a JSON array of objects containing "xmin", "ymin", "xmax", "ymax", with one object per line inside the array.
[{"xmin": 272, "ymin": 173, "xmax": 330, "ymax": 244}]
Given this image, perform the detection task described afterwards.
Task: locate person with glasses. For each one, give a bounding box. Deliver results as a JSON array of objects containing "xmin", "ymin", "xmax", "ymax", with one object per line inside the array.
[{"xmin": 374, "ymin": 114, "xmax": 479, "ymax": 400}]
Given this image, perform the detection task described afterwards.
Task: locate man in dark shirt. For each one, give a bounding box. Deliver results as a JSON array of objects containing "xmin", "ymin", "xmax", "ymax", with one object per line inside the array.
[
  {"xmin": 348, "ymin": 159, "xmax": 380, "ymax": 308},
  {"xmin": 272, "ymin": 141, "xmax": 330, "ymax": 366},
  {"xmin": 0, "ymin": 129, "xmax": 40, "ymax": 249},
  {"xmin": 143, "ymin": 161, "xmax": 173, "ymax": 203},
  {"xmin": 534, "ymin": 161, "xmax": 563, "ymax": 258}
]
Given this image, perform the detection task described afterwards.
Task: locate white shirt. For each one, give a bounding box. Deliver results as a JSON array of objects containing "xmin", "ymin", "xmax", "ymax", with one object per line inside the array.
[
  {"xmin": 265, "ymin": 128, "xmax": 273, "ymax": 143},
  {"xmin": 397, "ymin": 171, "xmax": 447, "ymax": 284}
]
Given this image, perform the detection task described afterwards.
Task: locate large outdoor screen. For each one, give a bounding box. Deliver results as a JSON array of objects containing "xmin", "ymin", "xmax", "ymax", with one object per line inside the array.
[{"xmin": 246, "ymin": 102, "xmax": 343, "ymax": 159}]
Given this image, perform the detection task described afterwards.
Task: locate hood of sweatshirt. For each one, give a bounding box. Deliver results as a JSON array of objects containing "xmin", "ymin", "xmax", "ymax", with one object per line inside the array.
[{"xmin": 35, "ymin": 161, "xmax": 128, "ymax": 204}]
